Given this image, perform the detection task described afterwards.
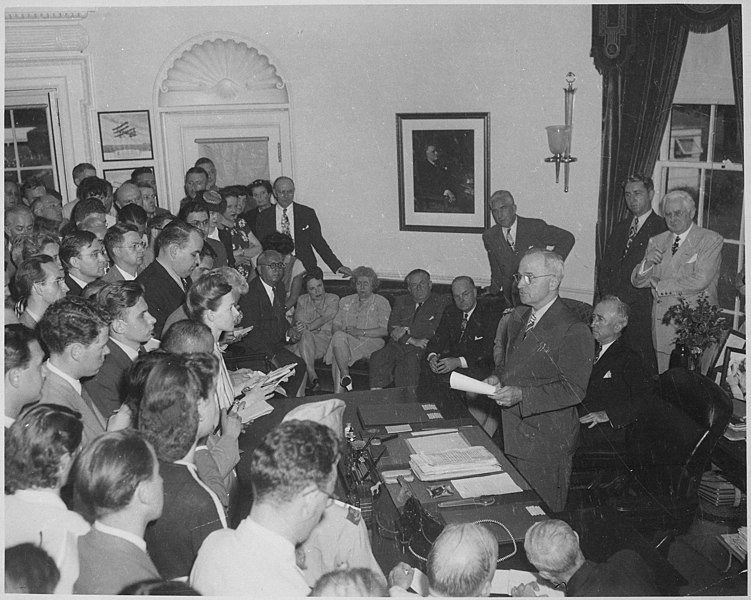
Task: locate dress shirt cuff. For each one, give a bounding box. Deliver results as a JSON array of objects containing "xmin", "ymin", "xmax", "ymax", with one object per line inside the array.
[
  {"xmin": 638, "ymin": 261, "xmax": 653, "ymax": 276},
  {"xmin": 427, "ymin": 352, "xmax": 437, "ymax": 362},
  {"xmin": 459, "ymin": 357, "xmax": 468, "ymax": 369}
]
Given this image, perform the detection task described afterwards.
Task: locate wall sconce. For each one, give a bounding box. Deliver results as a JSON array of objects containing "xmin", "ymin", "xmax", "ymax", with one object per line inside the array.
[{"xmin": 544, "ymin": 72, "xmax": 577, "ymax": 192}]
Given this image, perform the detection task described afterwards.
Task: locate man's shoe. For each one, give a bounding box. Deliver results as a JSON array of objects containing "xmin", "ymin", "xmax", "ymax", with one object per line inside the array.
[{"xmin": 340, "ymin": 376, "xmax": 353, "ymax": 392}]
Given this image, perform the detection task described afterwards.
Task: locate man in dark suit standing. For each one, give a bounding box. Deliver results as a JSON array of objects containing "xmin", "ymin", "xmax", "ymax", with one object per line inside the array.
[
  {"xmin": 136, "ymin": 220, "xmax": 203, "ymax": 339},
  {"xmin": 577, "ymin": 296, "xmax": 651, "ymax": 454},
  {"xmin": 486, "ymin": 249, "xmax": 593, "ymax": 511},
  {"xmin": 597, "ymin": 175, "xmax": 667, "ymax": 376},
  {"xmin": 236, "ymin": 249, "xmax": 307, "ymax": 397},
  {"xmin": 83, "ymin": 281, "xmax": 156, "ymax": 420},
  {"xmin": 369, "ymin": 269, "xmax": 450, "ymax": 389},
  {"xmin": 482, "ymin": 190, "xmax": 574, "ymax": 306},
  {"xmin": 254, "ymin": 176, "xmax": 352, "ymax": 276}
]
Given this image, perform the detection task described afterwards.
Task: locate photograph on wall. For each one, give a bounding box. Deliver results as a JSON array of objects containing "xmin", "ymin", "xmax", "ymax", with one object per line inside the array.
[
  {"xmin": 397, "ymin": 113, "xmax": 489, "ymax": 233},
  {"xmin": 720, "ymin": 347, "xmax": 746, "ymax": 401},
  {"xmin": 98, "ymin": 110, "xmax": 154, "ymax": 162}
]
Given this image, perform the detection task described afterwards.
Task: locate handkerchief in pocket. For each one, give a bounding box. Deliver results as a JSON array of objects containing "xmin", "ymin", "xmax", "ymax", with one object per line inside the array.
[
  {"xmin": 603, "ymin": 371, "xmax": 612, "ymax": 379},
  {"xmin": 687, "ymin": 253, "xmax": 698, "ymax": 263}
]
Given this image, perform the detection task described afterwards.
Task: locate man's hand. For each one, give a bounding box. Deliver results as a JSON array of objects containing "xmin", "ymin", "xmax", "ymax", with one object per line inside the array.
[
  {"xmin": 407, "ymin": 337, "xmax": 428, "ymax": 349},
  {"xmin": 221, "ymin": 405, "xmax": 243, "ymax": 440},
  {"xmin": 107, "ymin": 404, "xmax": 133, "ymax": 432},
  {"xmin": 510, "ymin": 582, "xmax": 545, "ymax": 597},
  {"xmin": 433, "ymin": 356, "xmax": 462, "ymax": 374},
  {"xmin": 579, "ymin": 410, "xmax": 610, "ymax": 428},
  {"xmin": 287, "ymin": 327, "xmax": 301, "ymax": 342},
  {"xmin": 388, "ymin": 562, "xmax": 414, "ymax": 590},
  {"xmin": 643, "ymin": 245, "xmax": 663, "ymax": 268},
  {"xmin": 337, "ymin": 266, "xmax": 353, "ymax": 278},
  {"xmin": 490, "ymin": 385, "xmax": 523, "ymax": 407},
  {"xmin": 391, "ymin": 325, "xmax": 409, "ymax": 342}
]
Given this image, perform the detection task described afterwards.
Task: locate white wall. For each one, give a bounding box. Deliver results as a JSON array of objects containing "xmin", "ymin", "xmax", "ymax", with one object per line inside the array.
[{"xmin": 83, "ymin": 4, "xmax": 601, "ymax": 299}]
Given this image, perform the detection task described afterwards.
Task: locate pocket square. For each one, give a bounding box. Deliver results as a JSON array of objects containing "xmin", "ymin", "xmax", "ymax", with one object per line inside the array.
[
  {"xmin": 687, "ymin": 253, "xmax": 698, "ymax": 263},
  {"xmin": 603, "ymin": 371, "xmax": 612, "ymax": 379},
  {"xmin": 302, "ymin": 224, "xmax": 310, "ymax": 231},
  {"xmin": 428, "ymin": 316, "xmax": 435, "ymax": 320},
  {"xmin": 473, "ymin": 336, "xmax": 483, "ymax": 341}
]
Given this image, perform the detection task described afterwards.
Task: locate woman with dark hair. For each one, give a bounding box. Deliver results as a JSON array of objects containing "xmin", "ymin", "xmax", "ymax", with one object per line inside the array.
[
  {"xmin": 5, "ymin": 543, "xmax": 61, "ymax": 594},
  {"xmin": 288, "ymin": 266, "xmax": 339, "ymax": 392},
  {"xmin": 5, "ymin": 403, "xmax": 89, "ymax": 594},
  {"xmin": 241, "ymin": 179, "xmax": 274, "ymax": 237},
  {"xmin": 261, "ymin": 231, "xmax": 306, "ymax": 313},
  {"xmin": 325, "ymin": 266, "xmax": 390, "ymax": 392},
  {"xmin": 219, "ymin": 186, "xmax": 261, "ymax": 281}
]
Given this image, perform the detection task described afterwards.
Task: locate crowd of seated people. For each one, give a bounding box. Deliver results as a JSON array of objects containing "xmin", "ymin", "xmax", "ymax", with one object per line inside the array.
[{"xmin": 3, "ymin": 162, "xmax": 725, "ymax": 595}]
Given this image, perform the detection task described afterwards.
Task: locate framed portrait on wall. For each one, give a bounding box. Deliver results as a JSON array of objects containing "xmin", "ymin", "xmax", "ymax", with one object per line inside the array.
[
  {"xmin": 396, "ymin": 112, "xmax": 490, "ymax": 233},
  {"xmin": 103, "ymin": 167, "xmax": 140, "ymax": 190},
  {"xmin": 98, "ymin": 110, "xmax": 154, "ymax": 162},
  {"xmin": 720, "ymin": 347, "xmax": 746, "ymax": 401}
]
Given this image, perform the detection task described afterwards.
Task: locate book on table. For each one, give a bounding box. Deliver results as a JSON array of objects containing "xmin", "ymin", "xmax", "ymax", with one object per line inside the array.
[{"xmin": 409, "ymin": 446, "xmax": 502, "ymax": 482}]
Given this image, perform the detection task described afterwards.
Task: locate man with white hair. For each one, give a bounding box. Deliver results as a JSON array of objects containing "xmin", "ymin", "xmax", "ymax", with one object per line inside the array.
[
  {"xmin": 517, "ymin": 519, "xmax": 658, "ymax": 596},
  {"xmin": 631, "ymin": 189, "xmax": 722, "ymax": 373}
]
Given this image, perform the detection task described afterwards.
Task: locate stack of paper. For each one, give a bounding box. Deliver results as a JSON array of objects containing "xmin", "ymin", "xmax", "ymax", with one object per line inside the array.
[
  {"xmin": 410, "ymin": 446, "xmax": 502, "ymax": 482},
  {"xmin": 724, "ymin": 419, "xmax": 746, "ymax": 441},
  {"xmin": 236, "ymin": 397, "xmax": 273, "ymax": 424},
  {"xmin": 720, "ymin": 526, "xmax": 747, "ymax": 561}
]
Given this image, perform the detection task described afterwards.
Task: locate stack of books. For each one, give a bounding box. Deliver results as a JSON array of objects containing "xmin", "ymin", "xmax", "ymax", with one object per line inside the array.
[
  {"xmin": 409, "ymin": 446, "xmax": 502, "ymax": 482},
  {"xmin": 724, "ymin": 418, "xmax": 746, "ymax": 441},
  {"xmin": 699, "ymin": 471, "xmax": 745, "ymax": 508}
]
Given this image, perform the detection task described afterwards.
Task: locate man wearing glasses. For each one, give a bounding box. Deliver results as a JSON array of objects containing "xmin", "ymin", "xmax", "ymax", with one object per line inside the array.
[
  {"xmin": 485, "ymin": 249, "xmax": 593, "ymax": 512},
  {"xmin": 60, "ymin": 230, "xmax": 109, "ymax": 296},
  {"xmin": 235, "ymin": 249, "xmax": 307, "ymax": 397},
  {"xmin": 101, "ymin": 223, "xmax": 146, "ymax": 282},
  {"xmin": 191, "ymin": 420, "xmax": 340, "ymax": 596}
]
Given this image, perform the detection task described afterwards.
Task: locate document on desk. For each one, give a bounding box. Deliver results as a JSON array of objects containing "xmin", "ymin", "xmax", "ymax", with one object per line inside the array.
[
  {"xmin": 451, "ymin": 472, "xmax": 522, "ymax": 497},
  {"xmin": 410, "ymin": 446, "xmax": 502, "ymax": 481},
  {"xmin": 491, "ymin": 569, "xmax": 563, "ymax": 597},
  {"xmin": 406, "ymin": 432, "xmax": 468, "ymax": 455}
]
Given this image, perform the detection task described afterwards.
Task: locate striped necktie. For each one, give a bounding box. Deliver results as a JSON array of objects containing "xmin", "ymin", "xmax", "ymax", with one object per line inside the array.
[
  {"xmin": 623, "ymin": 217, "xmax": 638, "ymax": 257},
  {"xmin": 281, "ymin": 208, "xmax": 291, "ymax": 236},
  {"xmin": 523, "ymin": 312, "xmax": 536, "ymax": 339},
  {"xmin": 459, "ymin": 312, "xmax": 469, "ymax": 340},
  {"xmin": 671, "ymin": 235, "xmax": 681, "ymax": 255},
  {"xmin": 506, "ymin": 228, "xmax": 516, "ymax": 252}
]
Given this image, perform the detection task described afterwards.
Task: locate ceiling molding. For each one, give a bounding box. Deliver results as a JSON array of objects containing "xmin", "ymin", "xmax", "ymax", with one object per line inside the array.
[
  {"xmin": 5, "ymin": 10, "xmax": 94, "ymax": 53},
  {"xmin": 5, "ymin": 10, "xmax": 92, "ymax": 21}
]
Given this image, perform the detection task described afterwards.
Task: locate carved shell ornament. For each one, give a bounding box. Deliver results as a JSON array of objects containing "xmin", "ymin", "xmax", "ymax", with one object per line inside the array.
[{"xmin": 161, "ymin": 39, "xmax": 285, "ymax": 99}]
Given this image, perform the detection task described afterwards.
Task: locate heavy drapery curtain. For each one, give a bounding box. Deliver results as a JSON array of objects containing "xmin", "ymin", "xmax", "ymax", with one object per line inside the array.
[{"xmin": 591, "ymin": 4, "xmax": 743, "ymax": 289}]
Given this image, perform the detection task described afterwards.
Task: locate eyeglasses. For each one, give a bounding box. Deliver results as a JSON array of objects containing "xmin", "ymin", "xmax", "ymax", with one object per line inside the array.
[
  {"xmin": 188, "ymin": 218, "xmax": 210, "ymax": 228},
  {"xmin": 513, "ymin": 273, "xmax": 555, "ymax": 286},
  {"xmin": 258, "ymin": 262, "xmax": 285, "ymax": 270},
  {"xmin": 40, "ymin": 276, "xmax": 65, "ymax": 287},
  {"xmin": 115, "ymin": 242, "xmax": 147, "ymax": 251}
]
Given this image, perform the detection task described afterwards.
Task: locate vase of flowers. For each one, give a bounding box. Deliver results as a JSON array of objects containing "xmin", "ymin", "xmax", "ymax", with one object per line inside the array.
[{"xmin": 662, "ymin": 293, "xmax": 728, "ymax": 372}]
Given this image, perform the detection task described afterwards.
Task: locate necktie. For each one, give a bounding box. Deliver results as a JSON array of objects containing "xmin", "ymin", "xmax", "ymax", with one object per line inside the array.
[
  {"xmin": 671, "ymin": 235, "xmax": 681, "ymax": 255},
  {"xmin": 523, "ymin": 312, "xmax": 536, "ymax": 339},
  {"xmin": 459, "ymin": 312, "xmax": 469, "ymax": 340},
  {"xmin": 138, "ymin": 345, "xmax": 147, "ymax": 356},
  {"xmin": 181, "ymin": 278, "xmax": 190, "ymax": 293},
  {"xmin": 623, "ymin": 217, "xmax": 638, "ymax": 257},
  {"xmin": 281, "ymin": 208, "xmax": 291, "ymax": 236},
  {"xmin": 506, "ymin": 229, "xmax": 516, "ymax": 252},
  {"xmin": 593, "ymin": 342, "xmax": 602, "ymax": 364}
]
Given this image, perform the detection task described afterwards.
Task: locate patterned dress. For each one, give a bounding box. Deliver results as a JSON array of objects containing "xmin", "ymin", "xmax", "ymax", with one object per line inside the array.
[
  {"xmin": 324, "ymin": 293, "xmax": 391, "ymax": 365},
  {"xmin": 227, "ymin": 217, "xmax": 259, "ymax": 281}
]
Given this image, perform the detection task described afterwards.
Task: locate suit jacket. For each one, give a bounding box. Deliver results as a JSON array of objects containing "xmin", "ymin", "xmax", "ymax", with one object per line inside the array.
[
  {"xmin": 631, "ymin": 224, "xmax": 723, "ymax": 354},
  {"xmin": 64, "ymin": 273, "xmax": 84, "ymax": 297},
  {"xmin": 75, "ymin": 527, "xmax": 161, "ymax": 595},
  {"xmin": 237, "ymin": 276, "xmax": 288, "ymax": 354},
  {"xmin": 483, "ymin": 216, "xmax": 575, "ymax": 303},
  {"xmin": 494, "ymin": 298, "xmax": 593, "ymax": 461},
  {"xmin": 136, "ymin": 259, "xmax": 187, "ymax": 339},
  {"xmin": 40, "ymin": 367, "xmax": 106, "ymax": 444},
  {"xmin": 100, "ymin": 264, "xmax": 129, "ymax": 284},
  {"xmin": 425, "ymin": 300, "xmax": 500, "ymax": 380},
  {"xmin": 82, "ymin": 339, "xmax": 133, "ymax": 419},
  {"xmin": 567, "ymin": 550, "xmax": 659, "ymax": 597},
  {"xmin": 577, "ymin": 337, "xmax": 652, "ymax": 449},
  {"xmin": 387, "ymin": 292, "xmax": 450, "ymax": 342},
  {"xmin": 255, "ymin": 203, "xmax": 343, "ymax": 273},
  {"xmin": 597, "ymin": 211, "xmax": 667, "ymax": 306}
]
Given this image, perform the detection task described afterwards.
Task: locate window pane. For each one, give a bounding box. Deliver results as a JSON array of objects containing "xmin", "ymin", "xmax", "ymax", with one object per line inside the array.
[
  {"xmin": 669, "ymin": 104, "xmax": 709, "ymax": 162},
  {"xmin": 718, "ymin": 243, "xmax": 742, "ymax": 312},
  {"xmin": 18, "ymin": 168, "xmax": 55, "ymax": 193},
  {"xmin": 4, "ymin": 140, "xmax": 17, "ymax": 169},
  {"xmin": 11, "ymin": 107, "xmax": 51, "ymax": 168},
  {"xmin": 705, "ymin": 169, "xmax": 743, "ymax": 240},
  {"xmin": 664, "ymin": 167, "xmax": 700, "ymax": 198},
  {"xmin": 713, "ymin": 105, "xmax": 742, "ymax": 164}
]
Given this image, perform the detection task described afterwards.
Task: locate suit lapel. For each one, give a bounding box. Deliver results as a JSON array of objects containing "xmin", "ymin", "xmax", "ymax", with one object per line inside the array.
[{"xmin": 80, "ymin": 386, "xmax": 107, "ymax": 429}]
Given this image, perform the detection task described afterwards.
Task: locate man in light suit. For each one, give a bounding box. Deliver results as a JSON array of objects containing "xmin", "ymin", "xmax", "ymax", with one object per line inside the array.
[
  {"xmin": 483, "ymin": 190, "xmax": 575, "ymax": 306},
  {"xmin": 83, "ymin": 281, "xmax": 156, "ymax": 420},
  {"xmin": 101, "ymin": 223, "xmax": 145, "ymax": 283},
  {"xmin": 255, "ymin": 176, "xmax": 352, "ymax": 276},
  {"xmin": 486, "ymin": 249, "xmax": 593, "ymax": 511},
  {"xmin": 236, "ymin": 249, "xmax": 307, "ymax": 397},
  {"xmin": 597, "ymin": 174, "xmax": 667, "ymax": 376},
  {"xmin": 38, "ymin": 296, "xmax": 119, "ymax": 443},
  {"xmin": 631, "ymin": 190, "xmax": 723, "ymax": 373},
  {"xmin": 369, "ymin": 269, "xmax": 450, "ymax": 389}
]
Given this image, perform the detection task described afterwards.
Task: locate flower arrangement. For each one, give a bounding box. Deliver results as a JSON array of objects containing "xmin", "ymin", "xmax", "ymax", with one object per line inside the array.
[{"xmin": 661, "ymin": 292, "xmax": 729, "ymax": 355}]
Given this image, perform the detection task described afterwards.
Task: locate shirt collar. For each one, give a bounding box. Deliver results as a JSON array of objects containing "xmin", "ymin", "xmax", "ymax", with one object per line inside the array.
[
  {"xmin": 94, "ymin": 521, "xmax": 147, "ymax": 552},
  {"xmin": 599, "ymin": 339, "xmax": 616, "ymax": 357},
  {"xmin": 635, "ymin": 209, "xmax": 652, "ymax": 229},
  {"xmin": 109, "ymin": 336, "xmax": 139, "ymax": 361},
  {"xmin": 464, "ymin": 303, "xmax": 477, "ymax": 320},
  {"xmin": 674, "ymin": 223, "xmax": 693, "ymax": 244},
  {"xmin": 45, "ymin": 359, "xmax": 81, "ymax": 394},
  {"xmin": 277, "ymin": 202, "xmax": 294, "ymax": 212},
  {"xmin": 24, "ymin": 306, "xmax": 41, "ymax": 324},
  {"xmin": 156, "ymin": 257, "xmax": 186, "ymax": 290},
  {"xmin": 530, "ymin": 296, "xmax": 557, "ymax": 323},
  {"xmin": 260, "ymin": 277, "xmax": 275, "ymax": 303},
  {"xmin": 207, "ymin": 229, "xmax": 220, "ymax": 241},
  {"xmin": 5, "ymin": 415, "xmax": 15, "ymax": 428},
  {"xmin": 114, "ymin": 264, "xmax": 137, "ymax": 280},
  {"xmin": 503, "ymin": 218, "xmax": 518, "ymax": 240},
  {"xmin": 69, "ymin": 273, "xmax": 90, "ymax": 291}
]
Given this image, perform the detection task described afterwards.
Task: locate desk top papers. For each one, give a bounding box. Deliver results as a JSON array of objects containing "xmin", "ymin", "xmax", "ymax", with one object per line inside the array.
[{"xmin": 409, "ymin": 446, "xmax": 502, "ymax": 481}]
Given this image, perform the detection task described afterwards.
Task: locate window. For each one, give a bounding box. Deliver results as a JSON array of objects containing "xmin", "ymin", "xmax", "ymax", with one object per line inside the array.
[
  {"xmin": 4, "ymin": 89, "xmax": 63, "ymax": 194},
  {"xmin": 653, "ymin": 103, "xmax": 744, "ymax": 329}
]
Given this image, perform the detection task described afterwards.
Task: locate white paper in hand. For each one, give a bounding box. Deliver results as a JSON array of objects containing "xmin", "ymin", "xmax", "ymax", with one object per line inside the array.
[{"xmin": 450, "ymin": 371, "xmax": 497, "ymax": 395}]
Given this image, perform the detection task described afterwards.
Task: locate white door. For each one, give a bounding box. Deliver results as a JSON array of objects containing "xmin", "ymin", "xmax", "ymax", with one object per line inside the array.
[{"xmin": 159, "ymin": 107, "xmax": 292, "ymax": 211}]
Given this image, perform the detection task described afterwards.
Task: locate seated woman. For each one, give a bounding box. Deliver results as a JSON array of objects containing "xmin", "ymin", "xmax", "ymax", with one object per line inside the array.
[
  {"xmin": 5, "ymin": 404, "xmax": 90, "ymax": 594},
  {"xmin": 288, "ymin": 267, "xmax": 339, "ymax": 393},
  {"xmin": 325, "ymin": 266, "xmax": 390, "ymax": 392},
  {"xmin": 261, "ymin": 231, "xmax": 306, "ymax": 314},
  {"xmin": 241, "ymin": 179, "xmax": 274, "ymax": 237},
  {"xmin": 219, "ymin": 187, "xmax": 262, "ymax": 282}
]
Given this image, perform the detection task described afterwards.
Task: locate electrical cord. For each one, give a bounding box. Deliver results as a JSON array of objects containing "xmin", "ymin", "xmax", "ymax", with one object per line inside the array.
[{"xmin": 473, "ymin": 519, "xmax": 518, "ymax": 562}]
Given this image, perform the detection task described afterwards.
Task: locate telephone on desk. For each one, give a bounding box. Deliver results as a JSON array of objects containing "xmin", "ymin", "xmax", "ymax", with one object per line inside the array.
[{"xmin": 339, "ymin": 427, "xmax": 385, "ymax": 526}]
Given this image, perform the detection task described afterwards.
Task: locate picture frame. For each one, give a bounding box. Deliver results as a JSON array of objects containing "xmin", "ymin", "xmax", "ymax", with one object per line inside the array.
[
  {"xmin": 710, "ymin": 329, "xmax": 746, "ymax": 373},
  {"xmin": 720, "ymin": 347, "xmax": 746, "ymax": 401},
  {"xmin": 98, "ymin": 110, "xmax": 154, "ymax": 162},
  {"xmin": 103, "ymin": 167, "xmax": 139, "ymax": 190},
  {"xmin": 396, "ymin": 112, "xmax": 490, "ymax": 233}
]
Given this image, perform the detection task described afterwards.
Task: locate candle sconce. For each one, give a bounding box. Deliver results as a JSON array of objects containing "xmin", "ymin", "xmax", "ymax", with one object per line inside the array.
[{"xmin": 544, "ymin": 72, "xmax": 577, "ymax": 192}]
